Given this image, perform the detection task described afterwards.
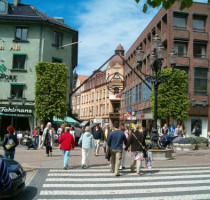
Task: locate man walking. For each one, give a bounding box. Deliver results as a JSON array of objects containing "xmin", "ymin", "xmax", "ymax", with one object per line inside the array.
[
  {"xmin": 92, "ymin": 123, "xmax": 103, "ymax": 156},
  {"xmin": 107, "ymin": 121, "xmax": 127, "ymax": 176}
]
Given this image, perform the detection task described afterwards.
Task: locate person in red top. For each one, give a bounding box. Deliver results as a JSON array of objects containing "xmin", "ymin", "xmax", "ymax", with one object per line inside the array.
[{"xmin": 58, "ymin": 127, "xmax": 75, "ymax": 169}]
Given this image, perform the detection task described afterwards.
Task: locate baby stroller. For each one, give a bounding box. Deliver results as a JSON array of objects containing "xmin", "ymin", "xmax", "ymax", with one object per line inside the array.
[{"xmin": 23, "ymin": 136, "xmax": 37, "ymax": 150}]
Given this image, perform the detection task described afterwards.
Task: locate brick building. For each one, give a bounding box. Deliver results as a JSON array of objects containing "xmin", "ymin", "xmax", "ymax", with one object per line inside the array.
[{"xmin": 122, "ymin": 1, "xmax": 210, "ymax": 137}]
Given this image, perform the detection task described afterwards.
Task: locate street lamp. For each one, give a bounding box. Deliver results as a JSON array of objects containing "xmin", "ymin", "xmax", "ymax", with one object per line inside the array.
[{"xmin": 136, "ymin": 34, "xmax": 177, "ymax": 149}]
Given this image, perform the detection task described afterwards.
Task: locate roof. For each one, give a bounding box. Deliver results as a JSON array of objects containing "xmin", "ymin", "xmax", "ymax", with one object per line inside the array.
[
  {"xmin": 78, "ymin": 75, "xmax": 89, "ymax": 83},
  {"xmin": 0, "ymin": 3, "xmax": 77, "ymax": 32}
]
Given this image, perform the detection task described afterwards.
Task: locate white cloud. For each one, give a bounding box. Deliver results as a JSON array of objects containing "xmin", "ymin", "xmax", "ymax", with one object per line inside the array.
[{"xmin": 75, "ymin": 0, "xmax": 159, "ymax": 75}]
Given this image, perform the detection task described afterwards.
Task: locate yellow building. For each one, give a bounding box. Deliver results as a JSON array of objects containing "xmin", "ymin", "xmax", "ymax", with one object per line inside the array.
[{"xmin": 80, "ymin": 45, "xmax": 124, "ymax": 128}]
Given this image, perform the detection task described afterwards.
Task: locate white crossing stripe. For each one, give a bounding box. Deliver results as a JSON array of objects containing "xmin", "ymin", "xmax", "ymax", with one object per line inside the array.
[
  {"xmin": 40, "ymin": 186, "xmax": 210, "ymax": 195},
  {"xmin": 38, "ymin": 166, "xmax": 210, "ymax": 199},
  {"xmin": 47, "ymin": 169, "xmax": 210, "ymax": 176},
  {"xmin": 43, "ymin": 179, "xmax": 210, "ymax": 188}
]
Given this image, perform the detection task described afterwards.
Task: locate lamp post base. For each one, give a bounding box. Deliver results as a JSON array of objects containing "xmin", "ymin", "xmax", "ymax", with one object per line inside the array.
[{"xmin": 149, "ymin": 129, "xmax": 161, "ymax": 149}]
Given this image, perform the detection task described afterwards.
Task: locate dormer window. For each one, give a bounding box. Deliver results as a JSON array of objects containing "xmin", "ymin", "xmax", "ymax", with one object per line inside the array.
[{"xmin": 0, "ymin": 0, "xmax": 8, "ymax": 14}]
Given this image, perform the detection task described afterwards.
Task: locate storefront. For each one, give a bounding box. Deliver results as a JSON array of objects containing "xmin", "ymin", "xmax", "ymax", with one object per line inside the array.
[
  {"xmin": 136, "ymin": 113, "xmax": 153, "ymax": 130},
  {"xmin": 0, "ymin": 105, "xmax": 34, "ymax": 139}
]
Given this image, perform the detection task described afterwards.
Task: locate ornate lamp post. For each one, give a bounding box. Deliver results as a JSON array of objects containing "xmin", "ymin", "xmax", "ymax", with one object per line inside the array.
[{"xmin": 136, "ymin": 34, "xmax": 177, "ymax": 148}]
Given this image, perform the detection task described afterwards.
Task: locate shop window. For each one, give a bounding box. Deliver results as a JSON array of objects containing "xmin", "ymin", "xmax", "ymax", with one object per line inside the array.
[
  {"xmin": 173, "ymin": 14, "xmax": 187, "ymax": 30},
  {"xmin": 194, "ymin": 68, "xmax": 208, "ymax": 95},
  {"xmin": 13, "ymin": 54, "xmax": 26, "ymax": 70},
  {"xmin": 193, "ymin": 15, "xmax": 206, "ymax": 32},
  {"xmin": 11, "ymin": 85, "xmax": 24, "ymax": 99},
  {"xmin": 15, "ymin": 27, "xmax": 28, "ymax": 41},
  {"xmin": 174, "ymin": 42, "xmax": 187, "ymax": 57},
  {"xmin": 193, "ymin": 43, "xmax": 206, "ymax": 58},
  {"xmin": 53, "ymin": 31, "xmax": 63, "ymax": 47},
  {"xmin": 52, "ymin": 57, "xmax": 62, "ymax": 63}
]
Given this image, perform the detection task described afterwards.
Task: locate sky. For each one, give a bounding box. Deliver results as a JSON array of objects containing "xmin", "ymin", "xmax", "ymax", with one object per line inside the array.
[{"xmin": 9, "ymin": 0, "xmax": 207, "ymax": 75}]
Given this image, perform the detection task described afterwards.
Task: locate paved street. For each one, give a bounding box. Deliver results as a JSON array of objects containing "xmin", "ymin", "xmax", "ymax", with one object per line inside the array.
[
  {"xmin": 19, "ymin": 165, "xmax": 210, "ymax": 200},
  {"xmin": 1, "ymin": 145, "xmax": 210, "ymax": 199}
]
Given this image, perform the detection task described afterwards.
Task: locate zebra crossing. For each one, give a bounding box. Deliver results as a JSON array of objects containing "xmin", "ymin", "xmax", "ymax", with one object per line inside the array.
[{"xmin": 37, "ymin": 166, "xmax": 210, "ymax": 200}]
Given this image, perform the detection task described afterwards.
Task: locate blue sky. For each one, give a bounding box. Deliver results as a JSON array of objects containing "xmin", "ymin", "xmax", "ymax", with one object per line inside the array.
[{"xmin": 9, "ymin": 0, "xmax": 207, "ymax": 75}]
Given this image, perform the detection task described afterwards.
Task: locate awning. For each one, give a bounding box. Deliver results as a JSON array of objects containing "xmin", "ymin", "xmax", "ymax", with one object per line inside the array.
[
  {"xmin": 53, "ymin": 116, "xmax": 79, "ymax": 124},
  {"xmin": 0, "ymin": 113, "xmax": 33, "ymax": 117},
  {"xmin": 80, "ymin": 120, "xmax": 89, "ymax": 126},
  {"xmin": 10, "ymin": 82, "xmax": 25, "ymax": 85}
]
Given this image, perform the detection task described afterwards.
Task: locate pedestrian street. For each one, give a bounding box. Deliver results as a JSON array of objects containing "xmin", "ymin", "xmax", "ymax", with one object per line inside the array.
[{"xmin": 26, "ymin": 166, "xmax": 210, "ymax": 200}]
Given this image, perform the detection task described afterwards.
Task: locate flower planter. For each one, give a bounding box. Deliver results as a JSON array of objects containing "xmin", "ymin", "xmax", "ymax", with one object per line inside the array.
[
  {"xmin": 195, "ymin": 143, "xmax": 207, "ymax": 150},
  {"xmin": 173, "ymin": 143, "xmax": 196, "ymax": 151}
]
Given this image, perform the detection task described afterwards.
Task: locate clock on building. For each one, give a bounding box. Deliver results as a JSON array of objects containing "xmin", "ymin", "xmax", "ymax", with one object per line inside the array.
[{"xmin": 0, "ymin": 0, "xmax": 7, "ymax": 14}]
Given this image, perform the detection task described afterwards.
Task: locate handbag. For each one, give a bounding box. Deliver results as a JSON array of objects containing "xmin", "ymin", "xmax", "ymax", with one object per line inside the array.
[
  {"xmin": 132, "ymin": 133, "xmax": 147, "ymax": 158},
  {"xmin": 5, "ymin": 136, "xmax": 15, "ymax": 150}
]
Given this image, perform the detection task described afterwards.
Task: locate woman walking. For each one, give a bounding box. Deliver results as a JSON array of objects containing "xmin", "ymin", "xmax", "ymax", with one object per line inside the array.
[
  {"xmin": 125, "ymin": 125, "xmax": 146, "ymax": 176},
  {"xmin": 3, "ymin": 125, "xmax": 18, "ymax": 160},
  {"xmin": 78, "ymin": 126, "xmax": 94, "ymax": 169},
  {"xmin": 42, "ymin": 122, "xmax": 55, "ymax": 157},
  {"xmin": 58, "ymin": 127, "xmax": 75, "ymax": 169}
]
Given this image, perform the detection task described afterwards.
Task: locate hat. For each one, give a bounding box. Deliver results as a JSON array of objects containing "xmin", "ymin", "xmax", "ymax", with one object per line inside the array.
[{"xmin": 7, "ymin": 125, "xmax": 15, "ymax": 133}]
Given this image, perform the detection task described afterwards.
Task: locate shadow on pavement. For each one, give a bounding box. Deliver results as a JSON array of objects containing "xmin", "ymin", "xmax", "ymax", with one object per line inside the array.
[{"xmin": 15, "ymin": 186, "xmax": 37, "ymax": 200}]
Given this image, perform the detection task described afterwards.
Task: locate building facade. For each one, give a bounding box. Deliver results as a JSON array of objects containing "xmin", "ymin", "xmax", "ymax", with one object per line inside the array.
[
  {"xmin": 122, "ymin": 1, "xmax": 210, "ymax": 137},
  {"xmin": 80, "ymin": 45, "xmax": 124, "ymax": 127},
  {"xmin": 0, "ymin": 0, "xmax": 78, "ymax": 136}
]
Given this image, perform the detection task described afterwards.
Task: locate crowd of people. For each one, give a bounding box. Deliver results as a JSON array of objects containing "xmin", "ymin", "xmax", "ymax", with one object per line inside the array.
[{"xmin": 1, "ymin": 121, "xmax": 152, "ymax": 177}]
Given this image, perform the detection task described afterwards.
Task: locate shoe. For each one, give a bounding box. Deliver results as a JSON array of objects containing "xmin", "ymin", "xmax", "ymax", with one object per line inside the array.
[
  {"xmin": 81, "ymin": 165, "xmax": 85, "ymax": 169},
  {"xmin": 137, "ymin": 173, "xmax": 141, "ymax": 176},
  {"xmin": 64, "ymin": 167, "xmax": 68, "ymax": 170},
  {"xmin": 115, "ymin": 174, "xmax": 121, "ymax": 176},
  {"xmin": 130, "ymin": 166, "xmax": 135, "ymax": 172},
  {"xmin": 122, "ymin": 167, "xmax": 125, "ymax": 169}
]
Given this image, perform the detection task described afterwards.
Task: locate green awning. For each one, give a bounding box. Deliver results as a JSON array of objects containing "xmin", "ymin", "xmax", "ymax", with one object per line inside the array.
[
  {"xmin": 13, "ymin": 53, "xmax": 27, "ymax": 55},
  {"xmin": 53, "ymin": 116, "xmax": 79, "ymax": 124},
  {"xmin": 0, "ymin": 113, "xmax": 33, "ymax": 117},
  {"xmin": 10, "ymin": 82, "xmax": 25, "ymax": 85}
]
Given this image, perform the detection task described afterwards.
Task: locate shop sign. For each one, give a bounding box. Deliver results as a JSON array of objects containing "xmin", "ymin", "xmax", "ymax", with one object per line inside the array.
[
  {"xmin": 127, "ymin": 116, "xmax": 137, "ymax": 120},
  {"xmin": 0, "ymin": 106, "xmax": 33, "ymax": 114},
  {"xmin": 0, "ymin": 73, "xmax": 17, "ymax": 82},
  {"xmin": 0, "ymin": 63, "xmax": 7, "ymax": 73},
  {"xmin": 0, "ymin": 44, "xmax": 21, "ymax": 51},
  {"xmin": 136, "ymin": 113, "xmax": 153, "ymax": 120}
]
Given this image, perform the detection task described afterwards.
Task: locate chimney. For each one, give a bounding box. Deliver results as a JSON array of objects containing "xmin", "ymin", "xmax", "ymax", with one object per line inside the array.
[{"xmin": 14, "ymin": 0, "xmax": 20, "ymax": 6}]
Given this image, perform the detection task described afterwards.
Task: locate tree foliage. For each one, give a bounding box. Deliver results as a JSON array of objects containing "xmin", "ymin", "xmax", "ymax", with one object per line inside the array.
[
  {"xmin": 35, "ymin": 62, "xmax": 68, "ymax": 122},
  {"xmin": 150, "ymin": 69, "xmax": 190, "ymax": 120},
  {"xmin": 135, "ymin": 0, "xmax": 210, "ymax": 13}
]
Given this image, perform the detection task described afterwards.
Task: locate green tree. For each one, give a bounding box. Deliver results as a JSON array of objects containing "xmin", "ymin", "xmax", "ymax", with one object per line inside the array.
[
  {"xmin": 135, "ymin": 0, "xmax": 210, "ymax": 13},
  {"xmin": 35, "ymin": 62, "xmax": 68, "ymax": 123},
  {"xmin": 150, "ymin": 68, "xmax": 190, "ymax": 120}
]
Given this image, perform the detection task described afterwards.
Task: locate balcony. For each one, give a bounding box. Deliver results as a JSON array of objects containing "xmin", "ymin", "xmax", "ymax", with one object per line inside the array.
[
  {"xmin": 109, "ymin": 94, "xmax": 122, "ymax": 101},
  {"xmin": 109, "ymin": 112, "xmax": 120, "ymax": 118}
]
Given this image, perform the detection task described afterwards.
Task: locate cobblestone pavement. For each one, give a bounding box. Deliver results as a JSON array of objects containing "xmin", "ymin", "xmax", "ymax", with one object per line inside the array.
[
  {"xmin": 1, "ymin": 145, "xmax": 210, "ymax": 199},
  {"xmin": 19, "ymin": 165, "xmax": 210, "ymax": 200}
]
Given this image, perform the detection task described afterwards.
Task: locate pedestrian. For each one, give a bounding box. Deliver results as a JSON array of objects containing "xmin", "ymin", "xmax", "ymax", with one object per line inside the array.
[
  {"xmin": 92, "ymin": 123, "xmax": 103, "ymax": 156},
  {"xmin": 69, "ymin": 126, "xmax": 75, "ymax": 140},
  {"xmin": 42, "ymin": 122, "xmax": 55, "ymax": 157},
  {"xmin": 33, "ymin": 126, "xmax": 39, "ymax": 148},
  {"xmin": 102, "ymin": 123, "xmax": 112, "ymax": 153},
  {"xmin": 78, "ymin": 126, "xmax": 95, "ymax": 169},
  {"xmin": 58, "ymin": 127, "xmax": 75, "ymax": 170},
  {"xmin": 0, "ymin": 158, "xmax": 12, "ymax": 192},
  {"xmin": 107, "ymin": 121, "xmax": 127, "ymax": 176},
  {"xmin": 125, "ymin": 125, "xmax": 146, "ymax": 176},
  {"xmin": 3, "ymin": 125, "xmax": 18, "ymax": 160},
  {"xmin": 75, "ymin": 125, "xmax": 83, "ymax": 146},
  {"xmin": 38, "ymin": 124, "xmax": 44, "ymax": 148},
  {"xmin": 120, "ymin": 124, "xmax": 129, "ymax": 170}
]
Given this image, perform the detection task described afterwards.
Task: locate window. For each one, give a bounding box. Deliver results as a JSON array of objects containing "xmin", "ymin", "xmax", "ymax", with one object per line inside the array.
[
  {"xmin": 142, "ymin": 83, "xmax": 146, "ymax": 102},
  {"xmin": 194, "ymin": 68, "xmax": 208, "ymax": 95},
  {"xmin": 52, "ymin": 57, "xmax": 62, "ymax": 63},
  {"xmin": 92, "ymin": 93, "xmax": 94, "ymax": 101},
  {"xmin": 173, "ymin": 14, "xmax": 187, "ymax": 30},
  {"xmin": 194, "ymin": 43, "xmax": 206, "ymax": 58},
  {"xmin": 53, "ymin": 31, "xmax": 63, "ymax": 47},
  {"xmin": 114, "ymin": 87, "xmax": 119, "ymax": 95},
  {"xmin": 129, "ymin": 89, "xmax": 132, "ymax": 105},
  {"xmin": 15, "ymin": 27, "xmax": 28, "ymax": 41},
  {"xmin": 135, "ymin": 85, "xmax": 138, "ymax": 103},
  {"xmin": 174, "ymin": 42, "xmax": 187, "ymax": 57},
  {"xmin": 131, "ymin": 87, "xmax": 136, "ymax": 105},
  {"xmin": 104, "ymin": 89, "xmax": 106, "ymax": 98},
  {"xmin": 13, "ymin": 54, "xmax": 26, "ymax": 70},
  {"xmin": 11, "ymin": 85, "xmax": 24, "ymax": 99},
  {"xmin": 193, "ymin": 15, "xmax": 206, "ymax": 32},
  {"xmin": 107, "ymin": 103, "xmax": 109, "ymax": 114}
]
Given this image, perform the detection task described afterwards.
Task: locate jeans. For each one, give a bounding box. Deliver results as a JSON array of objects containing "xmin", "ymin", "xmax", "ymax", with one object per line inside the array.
[
  {"xmin": 110, "ymin": 150, "xmax": 122, "ymax": 176},
  {"xmin": 94, "ymin": 139, "xmax": 100, "ymax": 155},
  {"xmin": 82, "ymin": 148, "xmax": 92, "ymax": 167},
  {"xmin": 62, "ymin": 150, "xmax": 70, "ymax": 167},
  {"xmin": 4, "ymin": 150, "xmax": 15, "ymax": 160},
  {"xmin": 34, "ymin": 137, "xmax": 39, "ymax": 148}
]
